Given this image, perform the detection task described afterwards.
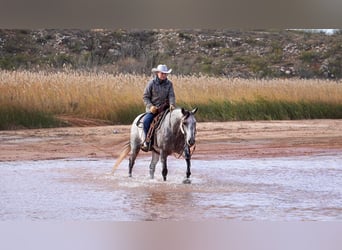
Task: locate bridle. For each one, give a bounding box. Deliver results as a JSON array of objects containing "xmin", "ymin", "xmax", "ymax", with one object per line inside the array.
[
  {"xmin": 177, "ymin": 113, "xmax": 197, "ymax": 158},
  {"xmin": 180, "ymin": 116, "xmax": 186, "ymax": 135}
]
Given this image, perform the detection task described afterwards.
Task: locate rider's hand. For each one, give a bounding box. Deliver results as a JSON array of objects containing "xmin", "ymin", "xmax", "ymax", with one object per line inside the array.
[
  {"xmin": 170, "ymin": 104, "xmax": 175, "ymax": 111},
  {"xmin": 150, "ymin": 106, "xmax": 158, "ymax": 114}
]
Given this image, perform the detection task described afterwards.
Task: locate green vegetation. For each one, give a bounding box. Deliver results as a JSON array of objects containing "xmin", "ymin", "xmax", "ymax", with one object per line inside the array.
[
  {"xmin": 300, "ymin": 51, "xmax": 320, "ymax": 63},
  {"xmin": 189, "ymin": 99, "xmax": 342, "ymax": 122},
  {"xmin": 0, "ymin": 106, "xmax": 65, "ymax": 130},
  {"xmin": 3, "ymin": 99, "xmax": 340, "ymax": 130}
]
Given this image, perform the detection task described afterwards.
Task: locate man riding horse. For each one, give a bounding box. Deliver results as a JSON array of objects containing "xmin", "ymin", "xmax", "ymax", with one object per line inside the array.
[
  {"xmin": 111, "ymin": 64, "xmax": 197, "ymax": 182},
  {"xmin": 141, "ymin": 64, "xmax": 176, "ymax": 152}
]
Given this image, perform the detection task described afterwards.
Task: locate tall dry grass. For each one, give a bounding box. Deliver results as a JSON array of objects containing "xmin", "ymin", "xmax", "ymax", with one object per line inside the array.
[
  {"xmin": 175, "ymin": 75, "xmax": 342, "ymax": 105},
  {"xmin": 0, "ymin": 71, "xmax": 149, "ymax": 121},
  {"xmin": 1, "ymin": 70, "xmax": 342, "ymax": 127}
]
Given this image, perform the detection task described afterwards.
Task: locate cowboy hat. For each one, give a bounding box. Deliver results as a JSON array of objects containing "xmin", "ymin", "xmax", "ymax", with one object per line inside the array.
[{"xmin": 151, "ymin": 64, "xmax": 172, "ymax": 74}]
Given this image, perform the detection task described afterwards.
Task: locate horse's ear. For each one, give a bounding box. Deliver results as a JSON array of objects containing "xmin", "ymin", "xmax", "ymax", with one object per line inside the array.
[
  {"xmin": 181, "ymin": 108, "xmax": 187, "ymax": 116},
  {"xmin": 191, "ymin": 107, "xmax": 198, "ymax": 115}
]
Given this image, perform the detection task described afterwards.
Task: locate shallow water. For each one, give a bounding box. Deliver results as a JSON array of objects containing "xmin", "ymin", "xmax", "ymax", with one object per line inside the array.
[{"xmin": 0, "ymin": 155, "xmax": 341, "ymax": 221}]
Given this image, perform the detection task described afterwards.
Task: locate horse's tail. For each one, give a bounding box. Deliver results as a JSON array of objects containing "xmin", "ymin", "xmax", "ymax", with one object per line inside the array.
[{"xmin": 111, "ymin": 142, "xmax": 131, "ymax": 174}]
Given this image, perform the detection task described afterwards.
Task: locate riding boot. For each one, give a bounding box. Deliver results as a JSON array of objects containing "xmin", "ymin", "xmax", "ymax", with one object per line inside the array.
[{"xmin": 141, "ymin": 141, "xmax": 150, "ymax": 152}]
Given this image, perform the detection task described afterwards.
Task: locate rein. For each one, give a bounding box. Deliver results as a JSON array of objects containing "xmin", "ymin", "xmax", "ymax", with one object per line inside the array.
[{"xmin": 174, "ymin": 143, "xmax": 196, "ymax": 159}]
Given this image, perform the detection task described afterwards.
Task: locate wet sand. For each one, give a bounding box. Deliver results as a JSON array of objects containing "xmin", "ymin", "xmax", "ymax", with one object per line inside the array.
[{"xmin": 0, "ymin": 120, "xmax": 341, "ymax": 162}]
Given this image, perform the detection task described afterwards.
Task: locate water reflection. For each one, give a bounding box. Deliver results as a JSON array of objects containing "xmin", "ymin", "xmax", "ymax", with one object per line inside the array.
[
  {"xmin": 147, "ymin": 191, "xmax": 169, "ymax": 205},
  {"xmin": 134, "ymin": 190, "xmax": 195, "ymax": 221}
]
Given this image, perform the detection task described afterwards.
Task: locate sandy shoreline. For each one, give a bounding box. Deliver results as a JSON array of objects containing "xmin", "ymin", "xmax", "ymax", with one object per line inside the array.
[{"xmin": 0, "ymin": 120, "xmax": 341, "ymax": 162}]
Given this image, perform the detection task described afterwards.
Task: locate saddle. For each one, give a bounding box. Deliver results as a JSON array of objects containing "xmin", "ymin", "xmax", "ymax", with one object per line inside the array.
[
  {"xmin": 138, "ymin": 109, "xmax": 170, "ymax": 152},
  {"xmin": 145, "ymin": 109, "xmax": 170, "ymax": 144},
  {"xmin": 137, "ymin": 100, "xmax": 171, "ymax": 152}
]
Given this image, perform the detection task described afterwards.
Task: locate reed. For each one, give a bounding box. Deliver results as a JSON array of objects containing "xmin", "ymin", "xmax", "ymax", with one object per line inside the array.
[{"xmin": 1, "ymin": 70, "xmax": 341, "ymax": 129}]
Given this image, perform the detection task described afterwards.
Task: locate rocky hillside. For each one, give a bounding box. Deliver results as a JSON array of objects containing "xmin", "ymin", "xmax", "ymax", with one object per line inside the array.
[{"xmin": 0, "ymin": 29, "xmax": 341, "ymax": 79}]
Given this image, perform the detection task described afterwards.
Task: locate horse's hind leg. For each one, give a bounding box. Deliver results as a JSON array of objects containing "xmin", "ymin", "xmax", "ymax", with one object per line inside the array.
[
  {"xmin": 149, "ymin": 151, "xmax": 159, "ymax": 179},
  {"xmin": 128, "ymin": 145, "xmax": 140, "ymax": 177}
]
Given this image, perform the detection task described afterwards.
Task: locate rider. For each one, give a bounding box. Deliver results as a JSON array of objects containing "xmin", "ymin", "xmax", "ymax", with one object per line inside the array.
[{"xmin": 141, "ymin": 64, "xmax": 176, "ymax": 151}]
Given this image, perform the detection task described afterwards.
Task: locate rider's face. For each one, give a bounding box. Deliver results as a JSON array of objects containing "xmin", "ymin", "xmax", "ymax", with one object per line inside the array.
[{"xmin": 157, "ymin": 72, "xmax": 167, "ymax": 80}]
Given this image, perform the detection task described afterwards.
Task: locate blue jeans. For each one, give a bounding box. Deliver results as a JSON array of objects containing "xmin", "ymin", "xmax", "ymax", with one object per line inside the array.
[{"xmin": 143, "ymin": 112, "xmax": 155, "ymax": 137}]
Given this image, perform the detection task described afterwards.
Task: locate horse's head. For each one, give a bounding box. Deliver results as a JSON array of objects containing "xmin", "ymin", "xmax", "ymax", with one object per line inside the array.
[{"xmin": 180, "ymin": 107, "xmax": 198, "ymax": 147}]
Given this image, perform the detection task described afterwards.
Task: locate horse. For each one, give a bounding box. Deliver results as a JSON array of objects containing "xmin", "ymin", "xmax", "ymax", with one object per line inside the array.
[{"xmin": 112, "ymin": 107, "xmax": 198, "ymax": 184}]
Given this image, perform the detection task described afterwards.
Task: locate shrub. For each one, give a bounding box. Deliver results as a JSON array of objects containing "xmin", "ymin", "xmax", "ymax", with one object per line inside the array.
[{"xmin": 300, "ymin": 51, "xmax": 320, "ymax": 63}]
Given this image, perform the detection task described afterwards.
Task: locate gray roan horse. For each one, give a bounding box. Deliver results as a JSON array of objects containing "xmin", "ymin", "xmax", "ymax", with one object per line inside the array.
[{"xmin": 112, "ymin": 107, "xmax": 198, "ymax": 184}]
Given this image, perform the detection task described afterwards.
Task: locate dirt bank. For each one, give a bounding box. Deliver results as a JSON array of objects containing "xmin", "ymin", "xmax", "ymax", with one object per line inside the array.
[{"xmin": 0, "ymin": 120, "xmax": 341, "ymax": 162}]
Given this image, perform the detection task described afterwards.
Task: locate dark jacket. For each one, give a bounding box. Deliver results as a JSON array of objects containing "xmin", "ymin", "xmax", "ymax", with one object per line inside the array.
[{"xmin": 143, "ymin": 77, "xmax": 176, "ymax": 113}]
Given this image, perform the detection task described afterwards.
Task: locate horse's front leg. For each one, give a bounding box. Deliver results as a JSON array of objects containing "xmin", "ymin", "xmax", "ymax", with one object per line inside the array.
[
  {"xmin": 183, "ymin": 146, "xmax": 192, "ymax": 184},
  {"xmin": 160, "ymin": 151, "xmax": 168, "ymax": 181}
]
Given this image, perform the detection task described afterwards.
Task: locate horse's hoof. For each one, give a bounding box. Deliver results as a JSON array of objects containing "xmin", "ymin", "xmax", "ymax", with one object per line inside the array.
[
  {"xmin": 183, "ymin": 178, "xmax": 191, "ymax": 184},
  {"xmin": 163, "ymin": 177, "xmax": 167, "ymax": 181},
  {"xmin": 128, "ymin": 174, "xmax": 132, "ymax": 177}
]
